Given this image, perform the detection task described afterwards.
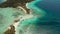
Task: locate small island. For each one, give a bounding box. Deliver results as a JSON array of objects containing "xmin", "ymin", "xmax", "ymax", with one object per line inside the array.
[{"xmin": 0, "ymin": 0, "xmax": 35, "ymax": 34}]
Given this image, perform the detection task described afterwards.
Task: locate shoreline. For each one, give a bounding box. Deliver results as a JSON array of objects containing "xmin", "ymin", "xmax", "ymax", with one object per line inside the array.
[{"xmin": 4, "ymin": 3, "xmax": 32, "ymax": 34}]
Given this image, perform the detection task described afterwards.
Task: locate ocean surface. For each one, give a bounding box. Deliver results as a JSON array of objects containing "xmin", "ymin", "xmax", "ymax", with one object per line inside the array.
[{"xmin": 0, "ymin": 0, "xmax": 60, "ymax": 34}]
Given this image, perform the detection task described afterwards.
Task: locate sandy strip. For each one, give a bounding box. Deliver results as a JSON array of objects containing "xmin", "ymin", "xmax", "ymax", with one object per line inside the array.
[
  {"xmin": 6, "ymin": 3, "xmax": 33, "ymax": 34},
  {"xmin": 13, "ymin": 14, "xmax": 34, "ymax": 34}
]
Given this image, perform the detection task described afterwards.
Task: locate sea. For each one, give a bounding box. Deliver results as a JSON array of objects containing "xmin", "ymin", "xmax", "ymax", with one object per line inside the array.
[{"xmin": 0, "ymin": 0, "xmax": 60, "ymax": 34}]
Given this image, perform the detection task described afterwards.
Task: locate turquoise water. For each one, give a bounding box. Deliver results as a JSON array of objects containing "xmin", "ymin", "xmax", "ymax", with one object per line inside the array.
[
  {"xmin": 0, "ymin": 8, "xmax": 26, "ymax": 34},
  {"xmin": 19, "ymin": 0, "xmax": 46, "ymax": 27},
  {"xmin": 0, "ymin": 0, "xmax": 47, "ymax": 34},
  {"xmin": 18, "ymin": 0, "xmax": 60, "ymax": 34},
  {"xmin": 18, "ymin": 0, "xmax": 47, "ymax": 34},
  {"xmin": 0, "ymin": 0, "xmax": 60, "ymax": 34}
]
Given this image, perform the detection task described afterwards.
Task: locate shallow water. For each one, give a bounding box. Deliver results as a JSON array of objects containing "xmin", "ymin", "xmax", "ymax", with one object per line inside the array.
[
  {"xmin": 0, "ymin": 7, "xmax": 26, "ymax": 34},
  {"xmin": 0, "ymin": 0, "xmax": 60, "ymax": 34},
  {"xmin": 0, "ymin": 0, "xmax": 47, "ymax": 34}
]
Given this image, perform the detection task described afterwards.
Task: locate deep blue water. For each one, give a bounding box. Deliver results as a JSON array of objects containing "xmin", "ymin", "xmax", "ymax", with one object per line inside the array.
[
  {"xmin": 35, "ymin": 0, "xmax": 60, "ymax": 23},
  {"xmin": 0, "ymin": 0, "xmax": 60, "ymax": 34},
  {"xmin": 34, "ymin": 0, "xmax": 60, "ymax": 34}
]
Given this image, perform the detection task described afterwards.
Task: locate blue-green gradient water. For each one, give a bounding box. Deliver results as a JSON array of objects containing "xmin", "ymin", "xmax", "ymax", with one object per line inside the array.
[{"xmin": 0, "ymin": 0, "xmax": 60, "ymax": 34}]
